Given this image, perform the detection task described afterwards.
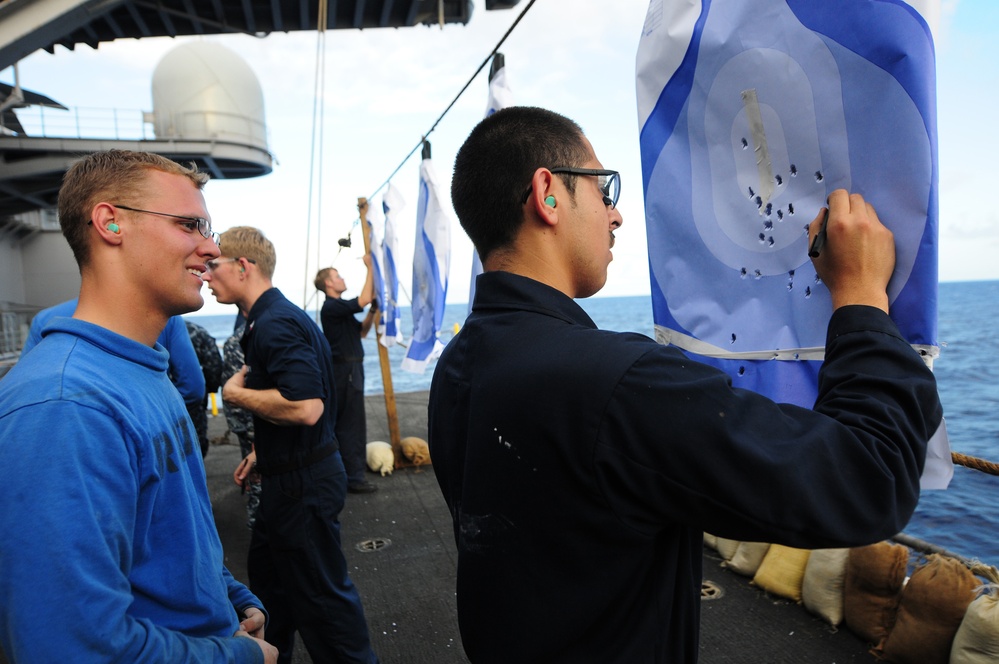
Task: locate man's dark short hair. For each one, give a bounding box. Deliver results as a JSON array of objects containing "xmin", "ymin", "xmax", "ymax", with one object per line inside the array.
[{"xmin": 451, "ymin": 106, "xmax": 590, "ymax": 262}]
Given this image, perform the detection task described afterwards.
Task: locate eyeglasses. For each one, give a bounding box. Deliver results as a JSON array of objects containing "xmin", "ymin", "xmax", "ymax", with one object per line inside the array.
[
  {"xmin": 112, "ymin": 204, "xmax": 220, "ymax": 245},
  {"xmin": 520, "ymin": 167, "xmax": 621, "ymax": 209},
  {"xmin": 206, "ymin": 256, "xmax": 256, "ymax": 271}
]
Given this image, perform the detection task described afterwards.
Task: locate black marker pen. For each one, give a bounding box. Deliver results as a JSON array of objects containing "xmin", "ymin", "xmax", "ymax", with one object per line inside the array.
[{"xmin": 808, "ymin": 208, "xmax": 829, "ymax": 258}]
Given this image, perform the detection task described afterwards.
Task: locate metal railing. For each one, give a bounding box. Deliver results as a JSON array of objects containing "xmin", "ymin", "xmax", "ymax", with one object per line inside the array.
[
  {"xmin": 1, "ymin": 105, "xmax": 154, "ymax": 141},
  {"xmin": 0, "ymin": 308, "xmax": 35, "ymax": 379},
  {"xmin": 1, "ymin": 105, "xmax": 268, "ymax": 145}
]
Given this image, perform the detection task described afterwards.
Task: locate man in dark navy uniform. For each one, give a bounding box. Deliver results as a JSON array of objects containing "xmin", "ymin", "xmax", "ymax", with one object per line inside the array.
[
  {"xmin": 315, "ymin": 256, "xmax": 378, "ymax": 493},
  {"xmin": 207, "ymin": 226, "xmax": 378, "ymax": 664},
  {"xmin": 429, "ymin": 106, "xmax": 943, "ymax": 663}
]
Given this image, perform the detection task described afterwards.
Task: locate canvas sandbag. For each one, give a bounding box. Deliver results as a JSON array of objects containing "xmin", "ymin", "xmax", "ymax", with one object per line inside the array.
[
  {"xmin": 950, "ymin": 565, "xmax": 999, "ymax": 664},
  {"xmin": 875, "ymin": 554, "xmax": 977, "ymax": 663},
  {"xmin": 752, "ymin": 544, "xmax": 811, "ymax": 602},
  {"xmin": 724, "ymin": 541, "xmax": 771, "ymax": 577},
  {"xmin": 714, "ymin": 537, "xmax": 740, "ymax": 561},
  {"xmin": 843, "ymin": 541, "xmax": 908, "ymax": 645},
  {"xmin": 801, "ymin": 548, "xmax": 850, "ymax": 626}
]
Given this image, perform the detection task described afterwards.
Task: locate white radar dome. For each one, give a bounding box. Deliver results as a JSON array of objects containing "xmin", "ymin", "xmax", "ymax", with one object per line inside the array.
[{"xmin": 151, "ymin": 41, "xmax": 267, "ymax": 150}]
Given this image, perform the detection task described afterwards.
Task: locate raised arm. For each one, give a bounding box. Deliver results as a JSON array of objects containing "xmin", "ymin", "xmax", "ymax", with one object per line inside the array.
[
  {"xmin": 357, "ymin": 253, "xmax": 376, "ymax": 308},
  {"xmin": 807, "ymin": 189, "xmax": 894, "ymax": 313}
]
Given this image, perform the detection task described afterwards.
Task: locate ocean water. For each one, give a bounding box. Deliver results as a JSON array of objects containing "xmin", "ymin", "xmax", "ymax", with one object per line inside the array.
[
  {"xmin": 907, "ymin": 281, "xmax": 999, "ymax": 565},
  {"xmin": 186, "ymin": 280, "xmax": 999, "ymax": 564}
]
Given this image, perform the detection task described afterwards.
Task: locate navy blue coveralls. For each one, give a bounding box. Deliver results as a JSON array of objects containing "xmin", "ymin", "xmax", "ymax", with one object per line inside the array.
[
  {"xmin": 242, "ymin": 288, "xmax": 377, "ymax": 664},
  {"xmin": 429, "ymin": 271, "xmax": 942, "ymax": 663},
  {"xmin": 320, "ymin": 295, "xmax": 368, "ymax": 486}
]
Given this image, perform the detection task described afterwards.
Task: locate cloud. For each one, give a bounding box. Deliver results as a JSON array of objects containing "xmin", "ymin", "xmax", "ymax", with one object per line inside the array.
[{"xmin": 940, "ymin": 211, "xmax": 999, "ymax": 240}]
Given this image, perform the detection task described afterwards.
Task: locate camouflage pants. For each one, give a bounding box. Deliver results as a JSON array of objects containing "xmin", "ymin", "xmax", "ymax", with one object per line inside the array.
[{"xmin": 236, "ymin": 432, "xmax": 262, "ymax": 530}]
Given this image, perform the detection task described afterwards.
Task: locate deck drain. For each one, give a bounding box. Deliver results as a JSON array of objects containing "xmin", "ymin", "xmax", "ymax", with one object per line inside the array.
[
  {"xmin": 355, "ymin": 537, "xmax": 392, "ymax": 553},
  {"xmin": 701, "ymin": 580, "xmax": 724, "ymax": 600}
]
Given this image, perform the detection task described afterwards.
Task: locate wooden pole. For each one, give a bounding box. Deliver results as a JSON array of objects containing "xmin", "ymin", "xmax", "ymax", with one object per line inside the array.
[{"xmin": 357, "ymin": 198, "xmax": 402, "ymax": 455}]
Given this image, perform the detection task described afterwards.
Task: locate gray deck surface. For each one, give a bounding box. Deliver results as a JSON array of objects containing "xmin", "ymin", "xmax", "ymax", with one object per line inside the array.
[{"xmin": 205, "ymin": 391, "xmax": 876, "ymax": 663}]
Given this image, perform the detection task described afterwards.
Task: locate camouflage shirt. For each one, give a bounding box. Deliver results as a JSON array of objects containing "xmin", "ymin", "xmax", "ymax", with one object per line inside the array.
[
  {"xmin": 222, "ymin": 320, "xmax": 254, "ymax": 440},
  {"xmin": 184, "ymin": 321, "xmax": 223, "ymax": 394}
]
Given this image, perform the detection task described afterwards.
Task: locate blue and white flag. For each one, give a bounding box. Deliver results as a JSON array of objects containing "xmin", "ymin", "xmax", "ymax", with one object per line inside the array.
[
  {"xmin": 484, "ymin": 54, "xmax": 513, "ymax": 118},
  {"xmin": 469, "ymin": 53, "xmax": 514, "ymax": 313},
  {"xmin": 379, "ymin": 184, "xmax": 405, "ymax": 347},
  {"xmin": 468, "ymin": 250, "xmax": 483, "ymax": 317},
  {"xmin": 365, "ymin": 199, "xmax": 399, "ymax": 348},
  {"xmin": 402, "ymin": 155, "xmax": 451, "ymax": 373},
  {"xmin": 636, "ymin": 0, "xmax": 951, "ymax": 488},
  {"xmin": 366, "ymin": 201, "xmax": 388, "ymax": 333}
]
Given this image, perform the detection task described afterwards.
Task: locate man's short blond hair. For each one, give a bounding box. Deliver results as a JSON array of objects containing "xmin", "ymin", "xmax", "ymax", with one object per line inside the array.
[
  {"xmin": 58, "ymin": 149, "xmax": 208, "ymax": 268},
  {"xmin": 218, "ymin": 226, "xmax": 277, "ymax": 278}
]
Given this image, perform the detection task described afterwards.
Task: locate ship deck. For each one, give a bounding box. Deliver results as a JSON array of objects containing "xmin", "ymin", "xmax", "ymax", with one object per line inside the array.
[{"xmin": 207, "ymin": 391, "xmax": 876, "ymax": 663}]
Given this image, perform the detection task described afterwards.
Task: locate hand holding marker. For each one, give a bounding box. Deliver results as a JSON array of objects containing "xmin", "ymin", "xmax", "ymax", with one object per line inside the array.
[{"xmin": 808, "ymin": 208, "xmax": 829, "ymax": 258}]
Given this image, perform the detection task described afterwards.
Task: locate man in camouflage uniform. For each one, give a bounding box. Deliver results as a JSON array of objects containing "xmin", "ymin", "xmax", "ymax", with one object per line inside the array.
[
  {"xmin": 222, "ymin": 315, "xmax": 260, "ymax": 528},
  {"xmin": 184, "ymin": 320, "xmax": 222, "ymax": 457}
]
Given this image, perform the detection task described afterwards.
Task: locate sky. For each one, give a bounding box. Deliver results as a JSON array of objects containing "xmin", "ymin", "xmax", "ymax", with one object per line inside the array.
[{"xmin": 2, "ymin": 0, "xmax": 995, "ymax": 317}]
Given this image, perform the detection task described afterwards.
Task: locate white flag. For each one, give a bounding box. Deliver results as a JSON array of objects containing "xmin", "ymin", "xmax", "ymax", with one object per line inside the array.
[
  {"xmin": 379, "ymin": 184, "xmax": 405, "ymax": 347},
  {"xmin": 469, "ymin": 53, "xmax": 513, "ymax": 313},
  {"xmin": 402, "ymin": 153, "xmax": 451, "ymax": 373}
]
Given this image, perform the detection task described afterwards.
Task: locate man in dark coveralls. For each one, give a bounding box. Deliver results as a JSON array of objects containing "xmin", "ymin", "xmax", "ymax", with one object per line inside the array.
[
  {"xmin": 315, "ymin": 256, "xmax": 379, "ymax": 493},
  {"xmin": 428, "ymin": 106, "xmax": 943, "ymax": 663},
  {"xmin": 206, "ymin": 226, "xmax": 378, "ymax": 664}
]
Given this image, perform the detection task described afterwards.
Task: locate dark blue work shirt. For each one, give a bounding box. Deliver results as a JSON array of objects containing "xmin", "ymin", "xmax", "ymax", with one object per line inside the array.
[
  {"xmin": 429, "ymin": 271, "xmax": 942, "ymax": 663},
  {"xmin": 320, "ymin": 296, "xmax": 364, "ymax": 363},
  {"xmin": 241, "ymin": 288, "xmax": 338, "ymax": 474}
]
